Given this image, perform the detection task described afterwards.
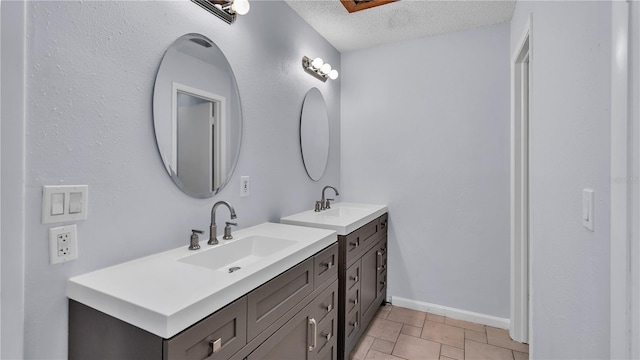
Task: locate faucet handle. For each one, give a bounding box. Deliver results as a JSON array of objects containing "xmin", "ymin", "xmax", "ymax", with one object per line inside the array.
[
  {"xmin": 315, "ymin": 201, "xmax": 322, "ymax": 212},
  {"xmin": 223, "ymin": 222, "xmax": 237, "ymax": 240},
  {"xmin": 325, "ymin": 199, "xmax": 334, "ymax": 209},
  {"xmin": 189, "ymin": 229, "xmax": 204, "ymax": 250}
]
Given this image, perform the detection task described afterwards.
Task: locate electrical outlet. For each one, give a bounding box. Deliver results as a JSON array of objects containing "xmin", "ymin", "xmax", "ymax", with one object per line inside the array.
[
  {"xmin": 240, "ymin": 176, "xmax": 250, "ymax": 197},
  {"xmin": 49, "ymin": 225, "xmax": 78, "ymax": 264}
]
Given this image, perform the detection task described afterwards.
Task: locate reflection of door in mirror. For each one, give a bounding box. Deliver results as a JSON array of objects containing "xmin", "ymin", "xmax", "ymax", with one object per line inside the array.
[{"xmin": 172, "ymin": 83, "xmax": 226, "ymax": 194}]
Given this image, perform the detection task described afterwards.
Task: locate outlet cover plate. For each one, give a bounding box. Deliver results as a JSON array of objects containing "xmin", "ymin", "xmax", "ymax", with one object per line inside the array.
[{"xmin": 49, "ymin": 224, "xmax": 78, "ymax": 264}]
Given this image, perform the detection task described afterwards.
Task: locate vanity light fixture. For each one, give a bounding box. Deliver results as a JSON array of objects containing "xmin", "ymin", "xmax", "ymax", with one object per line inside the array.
[
  {"xmin": 192, "ymin": 0, "xmax": 250, "ymax": 24},
  {"xmin": 302, "ymin": 56, "xmax": 339, "ymax": 82}
]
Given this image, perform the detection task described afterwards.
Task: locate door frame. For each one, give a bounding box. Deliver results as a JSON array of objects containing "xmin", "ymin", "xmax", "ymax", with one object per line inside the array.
[
  {"xmin": 610, "ymin": 1, "xmax": 639, "ymax": 358},
  {"xmin": 510, "ymin": 14, "xmax": 532, "ymax": 345}
]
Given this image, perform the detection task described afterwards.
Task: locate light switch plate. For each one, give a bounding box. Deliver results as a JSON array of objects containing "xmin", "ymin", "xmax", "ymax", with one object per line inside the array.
[
  {"xmin": 240, "ymin": 176, "xmax": 250, "ymax": 197},
  {"xmin": 42, "ymin": 185, "xmax": 88, "ymax": 224},
  {"xmin": 583, "ymin": 188, "xmax": 594, "ymax": 231}
]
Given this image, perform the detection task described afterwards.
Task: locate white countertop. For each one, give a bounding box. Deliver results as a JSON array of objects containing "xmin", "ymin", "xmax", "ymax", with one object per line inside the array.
[
  {"xmin": 281, "ymin": 202, "xmax": 388, "ymax": 236},
  {"xmin": 67, "ymin": 222, "xmax": 336, "ymax": 338}
]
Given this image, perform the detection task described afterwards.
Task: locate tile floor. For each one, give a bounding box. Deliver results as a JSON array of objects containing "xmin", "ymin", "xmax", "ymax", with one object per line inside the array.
[{"xmin": 350, "ymin": 305, "xmax": 529, "ymax": 360}]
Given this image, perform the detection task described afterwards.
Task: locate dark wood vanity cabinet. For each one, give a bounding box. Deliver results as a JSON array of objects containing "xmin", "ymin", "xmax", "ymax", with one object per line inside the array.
[
  {"xmin": 338, "ymin": 214, "xmax": 388, "ymax": 360},
  {"xmin": 69, "ymin": 243, "xmax": 338, "ymax": 360}
]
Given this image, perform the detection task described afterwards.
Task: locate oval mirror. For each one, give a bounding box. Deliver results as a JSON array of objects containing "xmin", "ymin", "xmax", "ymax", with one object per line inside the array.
[
  {"xmin": 153, "ymin": 33, "xmax": 243, "ymax": 198},
  {"xmin": 300, "ymin": 88, "xmax": 329, "ymax": 181}
]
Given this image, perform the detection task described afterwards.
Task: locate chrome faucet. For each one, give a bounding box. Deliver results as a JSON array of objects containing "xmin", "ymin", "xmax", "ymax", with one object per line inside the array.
[
  {"xmin": 319, "ymin": 186, "xmax": 339, "ymax": 211},
  {"xmin": 209, "ymin": 201, "xmax": 237, "ymax": 245}
]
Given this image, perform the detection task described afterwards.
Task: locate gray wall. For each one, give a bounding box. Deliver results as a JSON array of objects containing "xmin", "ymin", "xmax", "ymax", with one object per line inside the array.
[
  {"xmin": 10, "ymin": 1, "xmax": 340, "ymax": 358},
  {"xmin": 341, "ymin": 23, "xmax": 511, "ymax": 318},
  {"xmin": 510, "ymin": 2, "xmax": 611, "ymax": 358}
]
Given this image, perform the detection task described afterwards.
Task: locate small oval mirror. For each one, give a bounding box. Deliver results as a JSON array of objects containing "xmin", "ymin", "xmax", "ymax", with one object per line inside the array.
[
  {"xmin": 300, "ymin": 88, "xmax": 330, "ymax": 181},
  {"xmin": 153, "ymin": 33, "xmax": 243, "ymax": 198}
]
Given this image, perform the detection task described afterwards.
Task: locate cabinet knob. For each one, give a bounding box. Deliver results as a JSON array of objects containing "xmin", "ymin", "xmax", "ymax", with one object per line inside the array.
[
  {"xmin": 350, "ymin": 275, "xmax": 359, "ymax": 282},
  {"xmin": 350, "ymin": 321, "xmax": 358, "ymax": 328},
  {"xmin": 208, "ymin": 338, "xmax": 222, "ymax": 356},
  {"xmin": 350, "ymin": 240, "xmax": 359, "ymax": 248},
  {"xmin": 323, "ymin": 261, "xmax": 333, "ymax": 270},
  {"xmin": 351, "ymin": 298, "xmax": 358, "ymax": 305},
  {"xmin": 323, "ymin": 333, "xmax": 332, "ymax": 341},
  {"xmin": 380, "ymin": 281, "xmax": 386, "ymax": 286},
  {"xmin": 325, "ymin": 304, "xmax": 332, "ymax": 312}
]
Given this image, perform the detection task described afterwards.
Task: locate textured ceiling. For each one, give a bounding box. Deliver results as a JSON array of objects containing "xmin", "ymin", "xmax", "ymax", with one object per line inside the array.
[{"xmin": 284, "ymin": 0, "xmax": 516, "ymax": 52}]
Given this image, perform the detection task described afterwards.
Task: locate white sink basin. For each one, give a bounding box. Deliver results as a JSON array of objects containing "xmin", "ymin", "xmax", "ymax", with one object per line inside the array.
[
  {"xmin": 178, "ymin": 235, "xmax": 297, "ymax": 272},
  {"xmin": 67, "ymin": 222, "xmax": 336, "ymax": 339},
  {"xmin": 281, "ymin": 202, "xmax": 388, "ymax": 235}
]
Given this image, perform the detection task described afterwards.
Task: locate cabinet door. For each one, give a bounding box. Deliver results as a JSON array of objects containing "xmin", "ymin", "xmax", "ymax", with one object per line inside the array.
[
  {"xmin": 359, "ymin": 245, "xmax": 378, "ymax": 320},
  {"xmin": 248, "ymin": 281, "xmax": 338, "ymax": 360}
]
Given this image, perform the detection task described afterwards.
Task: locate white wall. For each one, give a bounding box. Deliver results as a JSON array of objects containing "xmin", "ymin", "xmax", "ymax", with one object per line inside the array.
[
  {"xmin": 6, "ymin": 1, "xmax": 341, "ymax": 358},
  {"xmin": 341, "ymin": 23, "xmax": 511, "ymax": 319},
  {"xmin": 510, "ymin": 2, "xmax": 611, "ymax": 358}
]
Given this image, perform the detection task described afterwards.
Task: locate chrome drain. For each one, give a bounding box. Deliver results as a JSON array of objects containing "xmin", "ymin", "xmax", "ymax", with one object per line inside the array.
[{"xmin": 228, "ymin": 266, "xmax": 241, "ymax": 273}]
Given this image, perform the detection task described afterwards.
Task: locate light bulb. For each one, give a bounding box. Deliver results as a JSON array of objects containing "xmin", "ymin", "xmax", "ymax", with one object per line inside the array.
[
  {"xmin": 328, "ymin": 69, "xmax": 339, "ymax": 80},
  {"xmin": 311, "ymin": 57, "xmax": 323, "ymax": 70},
  {"xmin": 320, "ymin": 63, "xmax": 331, "ymax": 75},
  {"xmin": 231, "ymin": 0, "xmax": 250, "ymax": 15}
]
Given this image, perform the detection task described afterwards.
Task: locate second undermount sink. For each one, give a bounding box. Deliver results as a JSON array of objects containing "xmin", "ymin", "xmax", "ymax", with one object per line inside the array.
[
  {"xmin": 281, "ymin": 202, "xmax": 388, "ymax": 236},
  {"xmin": 178, "ymin": 235, "xmax": 297, "ymax": 272}
]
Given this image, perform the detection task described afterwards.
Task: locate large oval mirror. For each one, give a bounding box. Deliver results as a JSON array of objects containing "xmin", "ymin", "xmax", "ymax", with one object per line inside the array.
[
  {"xmin": 300, "ymin": 88, "xmax": 329, "ymax": 181},
  {"xmin": 153, "ymin": 33, "xmax": 242, "ymax": 198}
]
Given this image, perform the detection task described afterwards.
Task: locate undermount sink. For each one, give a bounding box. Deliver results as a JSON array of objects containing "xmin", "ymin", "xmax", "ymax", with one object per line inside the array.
[
  {"xmin": 321, "ymin": 206, "xmax": 369, "ymax": 218},
  {"xmin": 281, "ymin": 202, "xmax": 388, "ymax": 235},
  {"xmin": 178, "ymin": 235, "xmax": 297, "ymax": 272}
]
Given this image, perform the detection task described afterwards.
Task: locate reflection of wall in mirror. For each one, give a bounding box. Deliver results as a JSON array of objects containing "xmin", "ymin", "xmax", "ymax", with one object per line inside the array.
[{"xmin": 155, "ymin": 46, "xmax": 232, "ymax": 179}]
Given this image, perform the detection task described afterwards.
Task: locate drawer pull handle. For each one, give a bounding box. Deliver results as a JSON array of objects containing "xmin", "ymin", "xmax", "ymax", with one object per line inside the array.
[
  {"xmin": 376, "ymin": 251, "xmax": 383, "ymax": 270},
  {"xmin": 308, "ymin": 318, "xmax": 317, "ymax": 352},
  {"xmin": 350, "ymin": 275, "xmax": 359, "ymax": 282},
  {"xmin": 350, "ymin": 239, "xmax": 359, "ymax": 248},
  {"xmin": 323, "ymin": 333, "xmax": 332, "ymax": 341},
  {"xmin": 208, "ymin": 338, "xmax": 222, "ymax": 355},
  {"xmin": 326, "ymin": 304, "xmax": 332, "ymax": 312},
  {"xmin": 323, "ymin": 261, "xmax": 333, "ymax": 270},
  {"xmin": 381, "ymin": 221, "xmax": 387, "ymax": 229}
]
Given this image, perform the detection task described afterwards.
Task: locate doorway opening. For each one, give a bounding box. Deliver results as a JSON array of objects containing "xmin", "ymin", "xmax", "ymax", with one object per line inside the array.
[{"xmin": 511, "ymin": 16, "xmax": 531, "ymax": 345}]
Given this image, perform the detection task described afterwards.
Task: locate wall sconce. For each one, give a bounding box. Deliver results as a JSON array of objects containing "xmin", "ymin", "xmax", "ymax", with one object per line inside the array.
[
  {"xmin": 302, "ymin": 56, "xmax": 339, "ymax": 82},
  {"xmin": 192, "ymin": 0, "xmax": 250, "ymax": 24}
]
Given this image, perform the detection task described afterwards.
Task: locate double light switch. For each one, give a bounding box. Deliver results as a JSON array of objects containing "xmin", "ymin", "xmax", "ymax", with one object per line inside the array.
[{"xmin": 42, "ymin": 185, "xmax": 88, "ymax": 224}]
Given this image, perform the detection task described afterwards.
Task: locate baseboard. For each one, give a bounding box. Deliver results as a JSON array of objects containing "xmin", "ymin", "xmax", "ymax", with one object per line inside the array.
[{"xmin": 391, "ymin": 296, "xmax": 510, "ymax": 330}]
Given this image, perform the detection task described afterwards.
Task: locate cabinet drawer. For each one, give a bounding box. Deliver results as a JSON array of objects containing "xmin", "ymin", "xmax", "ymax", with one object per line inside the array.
[
  {"xmin": 345, "ymin": 285, "xmax": 360, "ymax": 316},
  {"xmin": 345, "ymin": 260, "xmax": 361, "ymax": 291},
  {"xmin": 378, "ymin": 271, "xmax": 387, "ymax": 295},
  {"xmin": 345, "ymin": 307, "xmax": 360, "ymax": 345},
  {"xmin": 341, "ymin": 217, "xmax": 381, "ymax": 266},
  {"xmin": 377, "ymin": 239, "xmax": 388, "ymax": 275},
  {"xmin": 316, "ymin": 333, "xmax": 337, "ymax": 360},
  {"xmin": 379, "ymin": 213, "xmax": 388, "ymax": 233},
  {"xmin": 164, "ymin": 297, "xmax": 247, "ymax": 360},
  {"xmin": 247, "ymin": 258, "xmax": 314, "ymax": 340},
  {"xmin": 315, "ymin": 315, "xmax": 337, "ymax": 356},
  {"xmin": 314, "ymin": 243, "xmax": 338, "ymax": 289},
  {"xmin": 310, "ymin": 280, "xmax": 338, "ymax": 325}
]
